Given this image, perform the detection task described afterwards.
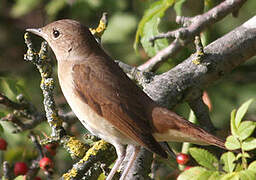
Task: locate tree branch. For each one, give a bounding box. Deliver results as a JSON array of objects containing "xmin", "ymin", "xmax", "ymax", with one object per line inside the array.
[
  {"xmin": 124, "ymin": 15, "xmax": 256, "ymax": 179},
  {"xmin": 139, "ymin": 0, "xmax": 247, "ymax": 71},
  {"xmin": 143, "ymin": 16, "xmax": 256, "ymax": 108}
]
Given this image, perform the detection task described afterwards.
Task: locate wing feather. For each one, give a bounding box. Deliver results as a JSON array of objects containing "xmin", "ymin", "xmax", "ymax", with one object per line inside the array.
[{"xmin": 72, "ymin": 56, "xmax": 167, "ymax": 158}]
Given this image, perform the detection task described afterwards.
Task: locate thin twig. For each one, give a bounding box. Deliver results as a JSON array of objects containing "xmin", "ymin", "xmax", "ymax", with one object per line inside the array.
[
  {"xmin": 3, "ymin": 161, "xmax": 12, "ymax": 180},
  {"xmin": 0, "ymin": 92, "xmax": 28, "ymax": 110}
]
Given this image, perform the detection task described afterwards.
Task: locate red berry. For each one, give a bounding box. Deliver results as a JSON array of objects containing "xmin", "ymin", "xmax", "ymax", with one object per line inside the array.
[
  {"xmin": 45, "ymin": 143, "xmax": 58, "ymax": 150},
  {"xmin": 45, "ymin": 143, "xmax": 58, "ymax": 156},
  {"xmin": 39, "ymin": 157, "xmax": 53, "ymax": 171},
  {"xmin": 176, "ymin": 153, "xmax": 189, "ymax": 165},
  {"xmin": 0, "ymin": 138, "xmax": 7, "ymax": 150},
  {"xmin": 14, "ymin": 162, "xmax": 28, "ymax": 176},
  {"xmin": 184, "ymin": 166, "xmax": 192, "ymax": 171}
]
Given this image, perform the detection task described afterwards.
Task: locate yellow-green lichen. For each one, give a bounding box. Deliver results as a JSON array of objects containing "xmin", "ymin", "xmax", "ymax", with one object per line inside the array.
[
  {"xmin": 82, "ymin": 140, "xmax": 108, "ymax": 162},
  {"xmin": 62, "ymin": 168, "xmax": 78, "ymax": 180},
  {"xmin": 89, "ymin": 13, "xmax": 108, "ymax": 39},
  {"xmin": 192, "ymin": 58, "xmax": 201, "ymax": 65},
  {"xmin": 40, "ymin": 55, "xmax": 47, "ymax": 60},
  {"xmin": 49, "ymin": 114, "xmax": 63, "ymax": 127},
  {"xmin": 90, "ymin": 20, "xmax": 107, "ymax": 37},
  {"xmin": 24, "ymin": 32, "xmax": 29, "ymax": 39},
  {"xmin": 67, "ymin": 137, "xmax": 87, "ymax": 158},
  {"xmin": 43, "ymin": 79, "xmax": 54, "ymax": 86}
]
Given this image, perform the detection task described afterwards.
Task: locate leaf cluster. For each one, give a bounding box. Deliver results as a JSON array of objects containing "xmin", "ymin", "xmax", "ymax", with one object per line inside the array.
[{"xmin": 178, "ymin": 99, "xmax": 256, "ymax": 180}]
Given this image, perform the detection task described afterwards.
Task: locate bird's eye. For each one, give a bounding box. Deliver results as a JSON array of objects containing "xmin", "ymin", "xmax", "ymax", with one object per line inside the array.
[{"xmin": 53, "ymin": 29, "xmax": 60, "ymax": 38}]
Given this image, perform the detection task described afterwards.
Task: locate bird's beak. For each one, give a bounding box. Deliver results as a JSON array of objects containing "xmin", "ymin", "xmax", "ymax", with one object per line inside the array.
[{"xmin": 26, "ymin": 28, "xmax": 44, "ymax": 37}]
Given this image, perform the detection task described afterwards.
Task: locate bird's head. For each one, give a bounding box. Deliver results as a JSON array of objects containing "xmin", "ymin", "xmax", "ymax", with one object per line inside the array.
[{"xmin": 26, "ymin": 19, "xmax": 97, "ymax": 62}]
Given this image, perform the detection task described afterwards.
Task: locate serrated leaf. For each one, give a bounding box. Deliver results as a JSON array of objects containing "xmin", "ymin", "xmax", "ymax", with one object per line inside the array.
[
  {"xmin": 177, "ymin": 166, "xmax": 208, "ymax": 180},
  {"xmin": 225, "ymin": 136, "xmax": 241, "ymax": 150},
  {"xmin": 134, "ymin": 0, "xmax": 174, "ymax": 54},
  {"xmin": 220, "ymin": 172, "xmax": 240, "ymax": 180},
  {"xmin": 174, "ymin": 0, "xmax": 187, "ymax": 16},
  {"xmin": 235, "ymin": 99, "xmax": 254, "ymax": 128},
  {"xmin": 11, "ymin": 0, "xmax": 41, "ymax": 17},
  {"xmin": 230, "ymin": 109, "xmax": 238, "ymax": 137},
  {"xmin": 242, "ymin": 137, "xmax": 256, "ymax": 151},
  {"xmin": 248, "ymin": 161, "xmax": 256, "ymax": 172},
  {"xmin": 221, "ymin": 152, "xmax": 236, "ymax": 173},
  {"xmin": 239, "ymin": 170, "xmax": 256, "ymax": 180},
  {"xmin": 237, "ymin": 121, "xmax": 256, "ymax": 140},
  {"xmin": 189, "ymin": 148, "xmax": 218, "ymax": 170}
]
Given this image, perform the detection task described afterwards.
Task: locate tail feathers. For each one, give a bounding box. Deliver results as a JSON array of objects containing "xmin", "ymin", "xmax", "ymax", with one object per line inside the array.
[{"xmin": 152, "ymin": 107, "xmax": 226, "ymax": 150}]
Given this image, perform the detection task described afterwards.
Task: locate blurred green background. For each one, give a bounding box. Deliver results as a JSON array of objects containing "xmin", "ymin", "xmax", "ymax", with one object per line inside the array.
[{"xmin": 0, "ymin": 0, "xmax": 255, "ymax": 178}]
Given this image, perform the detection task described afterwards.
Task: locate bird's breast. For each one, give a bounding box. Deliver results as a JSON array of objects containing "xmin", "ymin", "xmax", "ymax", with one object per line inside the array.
[{"xmin": 57, "ymin": 61, "xmax": 135, "ymax": 146}]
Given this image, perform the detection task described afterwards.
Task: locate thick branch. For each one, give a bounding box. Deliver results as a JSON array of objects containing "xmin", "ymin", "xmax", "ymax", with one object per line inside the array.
[
  {"xmin": 126, "ymin": 14, "xmax": 256, "ymax": 180},
  {"xmin": 139, "ymin": 0, "xmax": 247, "ymax": 71},
  {"xmin": 143, "ymin": 16, "xmax": 256, "ymax": 108}
]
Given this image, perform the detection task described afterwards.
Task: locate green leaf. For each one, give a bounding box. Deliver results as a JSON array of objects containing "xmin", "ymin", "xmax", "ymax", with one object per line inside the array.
[
  {"xmin": 14, "ymin": 175, "xmax": 25, "ymax": 180},
  {"xmin": 235, "ymin": 99, "xmax": 254, "ymax": 128},
  {"xmin": 177, "ymin": 166, "xmax": 209, "ymax": 180},
  {"xmin": 242, "ymin": 137, "xmax": 256, "ymax": 151},
  {"xmin": 0, "ymin": 78, "xmax": 18, "ymax": 96},
  {"xmin": 196, "ymin": 170, "xmax": 216, "ymax": 180},
  {"xmin": 174, "ymin": 0, "xmax": 187, "ymax": 16},
  {"xmin": 237, "ymin": 121, "xmax": 256, "ymax": 140},
  {"xmin": 0, "ymin": 77, "xmax": 29, "ymax": 101},
  {"xmin": 230, "ymin": 109, "xmax": 238, "ymax": 137},
  {"xmin": 189, "ymin": 148, "xmax": 219, "ymax": 170},
  {"xmin": 221, "ymin": 172, "xmax": 240, "ymax": 180},
  {"xmin": 236, "ymin": 152, "xmax": 250, "ymax": 160},
  {"xmin": 225, "ymin": 135, "xmax": 241, "ymax": 150},
  {"xmin": 239, "ymin": 170, "xmax": 256, "ymax": 180},
  {"xmin": 234, "ymin": 163, "xmax": 243, "ymax": 172},
  {"xmin": 0, "ymin": 112, "xmax": 6, "ymax": 118},
  {"xmin": 134, "ymin": 0, "xmax": 174, "ymax": 54},
  {"xmin": 11, "ymin": 0, "xmax": 41, "ymax": 17},
  {"xmin": 140, "ymin": 16, "xmax": 169, "ymax": 57},
  {"xmin": 248, "ymin": 161, "xmax": 256, "ymax": 172},
  {"xmin": 208, "ymin": 171, "xmax": 222, "ymax": 180},
  {"xmin": 0, "ymin": 124, "xmax": 4, "ymax": 133},
  {"xmin": 221, "ymin": 152, "xmax": 236, "ymax": 173}
]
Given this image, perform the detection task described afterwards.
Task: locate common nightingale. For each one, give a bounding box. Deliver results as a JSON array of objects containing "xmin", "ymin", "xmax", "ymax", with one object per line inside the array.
[{"xmin": 26, "ymin": 19, "xmax": 225, "ymax": 180}]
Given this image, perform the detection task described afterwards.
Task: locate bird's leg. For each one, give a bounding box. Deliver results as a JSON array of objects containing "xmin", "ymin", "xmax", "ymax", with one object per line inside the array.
[
  {"xmin": 106, "ymin": 144, "xmax": 126, "ymax": 180},
  {"xmin": 120, "ymin": 145, "xmax": 141, "ymax": 180}
]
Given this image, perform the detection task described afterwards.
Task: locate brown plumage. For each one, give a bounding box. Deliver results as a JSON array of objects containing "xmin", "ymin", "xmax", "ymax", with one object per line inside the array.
[{"xmin": 26, "ymin": 19, "xmax": 225, "ymax": 180}]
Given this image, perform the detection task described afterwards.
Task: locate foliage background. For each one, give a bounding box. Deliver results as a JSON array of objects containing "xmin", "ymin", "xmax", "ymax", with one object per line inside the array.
[{"xmin": 0, "ymin": 0, "xmax": 255, "ymax": 178}]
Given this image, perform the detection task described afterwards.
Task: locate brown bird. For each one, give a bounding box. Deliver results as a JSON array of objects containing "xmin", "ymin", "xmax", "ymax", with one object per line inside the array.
[{"xmin": 26, "ymin": 19, "xmax": 225, "ymax": 180}]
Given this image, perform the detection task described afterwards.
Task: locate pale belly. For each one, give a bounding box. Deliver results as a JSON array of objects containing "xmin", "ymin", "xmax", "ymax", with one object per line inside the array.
[{"xmin": 58, "ymin": 68, "xmax": 135, "ymax": 146}]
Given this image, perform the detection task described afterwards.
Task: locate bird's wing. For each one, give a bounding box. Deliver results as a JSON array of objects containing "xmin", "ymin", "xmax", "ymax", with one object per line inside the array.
[{"xmin": 71, "ymin": 56, "xmax": 167, "ymax": 158}]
